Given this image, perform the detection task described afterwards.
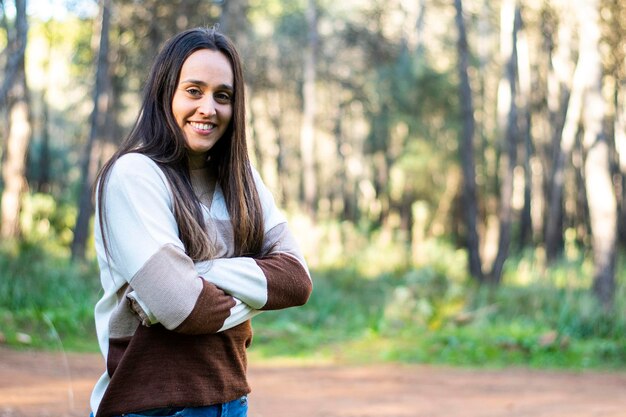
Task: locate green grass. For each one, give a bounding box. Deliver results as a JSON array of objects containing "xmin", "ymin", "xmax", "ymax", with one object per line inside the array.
[
  {"xmin": 0, "ymin": 240, "xmax": 100, "ymax": 351},
  {"xmin": 250, "ymin": 243, "xmax": 626, "ymax": 370},
  {"xmin": 1, "ymin": 232, "xmax": 624, "ymax": 370}
]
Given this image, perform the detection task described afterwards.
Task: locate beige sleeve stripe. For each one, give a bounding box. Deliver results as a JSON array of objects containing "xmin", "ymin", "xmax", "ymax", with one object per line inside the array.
[{"xmin": 129, "ymin": 244, "xmax": 204, "ymax": 330}]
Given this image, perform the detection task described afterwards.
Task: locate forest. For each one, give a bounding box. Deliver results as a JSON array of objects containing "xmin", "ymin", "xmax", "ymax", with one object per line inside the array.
[{"xmin": 0, "ymin": 0, "xmax": 625, "ymax": 367}]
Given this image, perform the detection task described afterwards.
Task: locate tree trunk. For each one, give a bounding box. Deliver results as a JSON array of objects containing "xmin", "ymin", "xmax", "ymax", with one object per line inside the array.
[
  {"xmin": 517, "ymin": 8, "xmax": 533, "ymax": 249},
  {"xmin": 616, "ymin": 80, "xmax": 626, "ymax": 246},
  {"xmin": 36, "ymin": 22, "xmax": 54, "ymax": 194},
  {"xmin": 266, "ymin": 90, "xmax": 288, "ymax": 205},
  {"xmin": 544, "ymin": 5, "xmax": 576, "ymax": 262},
  {"xmin": 414, "ymin": 0, "xmax": 426, "ymax": 57},
  {"xmin": 490, "ymin": 0, "xmax": 521, "ymax": 284},
  {"xmin": 0, "ymin": 0, "xmax": 30, "ymax": 240},
  {"xmin": 248, "ymin": 88, "xmax": 264, "ymax": 173},
  {"xmin": 300, "ymin": 0, "xmax": 318, "ymax": 216},
  {"xmin": 37, "ymin": 89, "xmax": 51, "ymax": 193},
  {"xmin": 545, "ymin": 22, "xmax": 587, "ymax": 262},
  {"xmin": 71, "ymin": 0, "xmax": 111, "ymax": 260},
  {"xmin": 1, "ymin": 72, "xmax": 30, "ymax": 240},
  {"xmin": 333, "ymin": 101, "xmax": 351, "ymax": 221},
  {"xmin": 454, "ymin": 0, "xmax": 484, "ymax": 281},
  {"xmin": 0, "ymin": 0, "xmax": 27, "ymax": 108},
  {"xmin": 219, "ymin": 0, "xmax": 249, "ymax": 42},
  {"xmin": 579, "ymin": 0, "xmax": 617, "ymax": 309}
]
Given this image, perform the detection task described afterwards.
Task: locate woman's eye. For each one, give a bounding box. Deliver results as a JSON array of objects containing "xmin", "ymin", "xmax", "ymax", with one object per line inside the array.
[
  {"xmin": 186, "ymin": 88, "xmax": 202, "ymax": 96},
  {"xmin": 215, "ymin": 92, "xmax": 232, "ymax": 103}
]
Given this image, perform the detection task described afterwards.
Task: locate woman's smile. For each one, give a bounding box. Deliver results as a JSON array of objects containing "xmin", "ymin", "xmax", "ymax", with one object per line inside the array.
[
  {"xmin": 172, "ymin": 48, "xmax": 234, "ymax": 167},
  {"xmin": 189, "ymin": 121, "xmax": 217, "ymax": 134}
]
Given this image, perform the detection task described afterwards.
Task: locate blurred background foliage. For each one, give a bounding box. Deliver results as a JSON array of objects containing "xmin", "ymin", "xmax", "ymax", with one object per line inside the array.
[{"xmin": 0, "ymin": 0, "xmax": 625, "ymax": 369}]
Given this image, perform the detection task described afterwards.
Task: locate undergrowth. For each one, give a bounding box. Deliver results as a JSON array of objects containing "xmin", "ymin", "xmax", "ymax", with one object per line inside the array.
[
  {"xmin": 250, "ymin": 240, "xmax": 626, "ymax": 369},
  {"xmin": 0, "ymin": 240, "xmax": 100, "ymax": 351},
  {"xmin": 1, "ymin": 233, "xmax": 624, "ymax": 370}
]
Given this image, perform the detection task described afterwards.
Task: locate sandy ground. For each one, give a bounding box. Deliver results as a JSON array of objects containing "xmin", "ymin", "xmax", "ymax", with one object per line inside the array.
[{"xmin": 1, "ymin": 347, "xmax": 626, "ymax": 417}]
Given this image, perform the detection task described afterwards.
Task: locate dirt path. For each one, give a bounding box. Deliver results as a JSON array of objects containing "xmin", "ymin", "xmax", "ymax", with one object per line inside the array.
[{"xmin": 1, "ymin": 347, "xmax": 625, "ymax": 417}]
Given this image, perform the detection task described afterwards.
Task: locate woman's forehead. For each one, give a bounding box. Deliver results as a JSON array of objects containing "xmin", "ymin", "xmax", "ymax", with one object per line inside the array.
[{"xmin": 179, "ymin": 49, "xmax": 234, "ymax": 86}]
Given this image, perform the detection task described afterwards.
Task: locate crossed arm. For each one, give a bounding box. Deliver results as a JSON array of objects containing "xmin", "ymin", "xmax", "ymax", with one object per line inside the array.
[
  {"xmin": 101, "ymin": 154, "xmax": 312, "ymax": 335},
  {"xmin": 125, "ymin": 224, "xmax": 312, "ymax": 334}
]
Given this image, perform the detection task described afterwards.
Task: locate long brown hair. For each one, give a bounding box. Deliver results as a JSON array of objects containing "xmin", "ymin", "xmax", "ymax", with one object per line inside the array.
[{"xmin": 96, "ymin": 27, "xmax": 265, "ymax": 260}]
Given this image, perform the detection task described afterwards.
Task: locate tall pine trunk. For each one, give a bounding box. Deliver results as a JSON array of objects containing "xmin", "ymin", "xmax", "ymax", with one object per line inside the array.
[
  {"xmin": 454, "ymin": 0, "xmax": 483, "ymax": 281},
  {"xmin": 300, "ymin": 0, "xmax": 318, "ymax": 216},
  {"xmin": 544, "ymin": 6, "xmax": 576, "ymax": 262},
  {"xmin": 71, "ymin": 0, "xmax": 111, "ymax": 260},
  {"xmin": 517, "ymin": 9, "xmax": 533, "ymax": 249},
  {"xmin": 545, "ymin": 19, "xmax": 586, "ymax": 263},
  {"xmin": 0, "ymin": 0, "xmax": 27, "ymax": 106},
  {"xmin": 490, "ymin": 0, "xmax": 521, "ymax": 284},
  {"xmin": 617, "ymin": 80, "xmax": 626, "ymax": 246},
  {"xmin": 579, "ymin": 0, "xmax": 617, "ymax": 309},
  {"xmin": 1, "ymin": 0, "xmax": 30, "ymax": 240},
  {"xmin": 219, "ymin": 0, "xmax": 249, "ymax": 47},
  {"xmin": 37, "ymin": 89, "xmax": 51, "ymax": 193}
]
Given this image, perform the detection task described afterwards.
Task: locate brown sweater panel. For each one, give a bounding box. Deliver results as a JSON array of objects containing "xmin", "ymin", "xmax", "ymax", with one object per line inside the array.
[
  {"xmin": 256, "ymin": 253, "xmax": 312, "ymax": 310},
  {"xmin": 174, "ymin": 280, "xmax": 236, "ymax": 334},
  {"xmin": 96, "ymin": 321, "xmax": 252, "ymax": 417}
]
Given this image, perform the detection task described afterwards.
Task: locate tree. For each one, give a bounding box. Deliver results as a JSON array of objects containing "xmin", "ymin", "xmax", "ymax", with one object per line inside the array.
[
  {"xmin": 219, "ymin": 0, "xmax": 250, "ymax": 46},
  {"xmin": 0, "ymin": 0, "xmax": 26, "ymax": 105},
  {"xmin": 34, "ymin": 20, "xmax": 56, "ymax": 194},
  {"xmin": 1, "ymin": 0, "xmax": 30, "ymax": 240},
  {"xmin": 579, "ymin": 0, "xmax": 617, "ymax": 308},
  {"xmin": 490, "ymin": 0, "xmax": 521, "ymax": 284},
  {"xmin": 516, "ymin": 6, "xmax": 533, "ymax": 249},
  {"xmin": 544, "ymin": 2, "xmax": 578, "ymax": 262},
  {"xmin": 604, "ymin": 0, "xmax": 626, "ymax": 248},
  {"xmin": 300, "ymin": 0, "xmax": 318, "ymax": 216},
  {"xmin": 454, "ymin": 0, "xmax": 484, "ymax": 281},
  {"xmin": 71, "ymin": 0, "xmax": 111, "ymax": 260}
]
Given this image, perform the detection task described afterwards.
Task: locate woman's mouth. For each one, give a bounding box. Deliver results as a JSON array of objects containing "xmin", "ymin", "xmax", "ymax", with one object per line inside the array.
[{"xmin": 189, "ymin": 121, "xmax": 215, "ymax": 133}]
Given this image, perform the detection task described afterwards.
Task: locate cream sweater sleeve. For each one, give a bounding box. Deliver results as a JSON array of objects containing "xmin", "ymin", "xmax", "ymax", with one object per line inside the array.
[{"xmin": 100, "ymin": 153, "xmax": 258, "ymax": 334}]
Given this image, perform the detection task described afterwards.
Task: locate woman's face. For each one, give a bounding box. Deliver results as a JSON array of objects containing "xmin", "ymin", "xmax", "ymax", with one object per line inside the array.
[{"xmin": 172, "ymin": 49, "xmax": 234, "ymax": 168}]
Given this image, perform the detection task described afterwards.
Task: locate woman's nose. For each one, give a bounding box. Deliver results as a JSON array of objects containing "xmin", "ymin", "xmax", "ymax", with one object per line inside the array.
[{"xmin": 198, "ymin": 97, "xmax": 216, "ymax": 116}]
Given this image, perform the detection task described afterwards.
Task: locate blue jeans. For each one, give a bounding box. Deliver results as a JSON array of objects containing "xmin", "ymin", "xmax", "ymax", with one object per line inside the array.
[{"xmin": 90, "ymin": 396, "xmax": 248, "ymax": 417}]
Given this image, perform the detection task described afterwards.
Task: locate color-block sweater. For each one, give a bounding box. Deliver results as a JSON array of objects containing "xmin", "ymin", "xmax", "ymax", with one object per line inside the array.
[{"xmin": 90, "ymin": 153, "xmax": 312, "ymax": 417}]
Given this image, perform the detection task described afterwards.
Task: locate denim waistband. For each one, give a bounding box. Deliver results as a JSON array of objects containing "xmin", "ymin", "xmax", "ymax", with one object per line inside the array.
[{"xmin": 94, "ymin": 395, "xmax": 248, "ymax": 417}]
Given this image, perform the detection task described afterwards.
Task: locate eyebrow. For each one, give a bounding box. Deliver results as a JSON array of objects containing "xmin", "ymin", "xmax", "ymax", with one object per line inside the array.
[{"xmin": 180, "ymin": 79, "xmax": 234, "ymax": 91}]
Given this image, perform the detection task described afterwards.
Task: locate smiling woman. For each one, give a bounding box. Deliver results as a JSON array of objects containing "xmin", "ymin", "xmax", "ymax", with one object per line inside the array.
[
  {"xmin": 172, "ymin": 49, "xmax": 234, "ymax": 168},
  {"xmin": 88, "ymin": 27, "xmax": 312, "ymax": 417}
]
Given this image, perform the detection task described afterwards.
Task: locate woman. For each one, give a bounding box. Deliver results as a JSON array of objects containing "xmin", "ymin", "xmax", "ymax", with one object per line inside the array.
[{"xmin": 89, "ymin": 27, "xmax": 312, "ymax": 417}]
